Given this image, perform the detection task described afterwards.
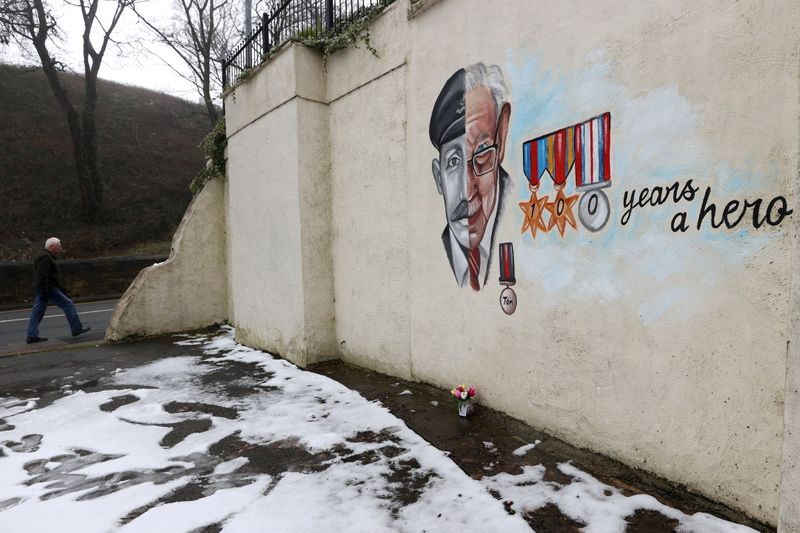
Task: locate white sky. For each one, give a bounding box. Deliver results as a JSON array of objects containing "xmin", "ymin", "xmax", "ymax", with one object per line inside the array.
[
  {"xmin": 0, "ymin": 0, "xmax": 245, "ymax": 102},
  {"xmin": 0, "ymin": 327, "xmax": 757, "ymax": 532}
]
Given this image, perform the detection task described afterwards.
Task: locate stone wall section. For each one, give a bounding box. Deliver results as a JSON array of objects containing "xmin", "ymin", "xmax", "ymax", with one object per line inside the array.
[
  {"xmin": 105, "ymin": 178, "xmax": 228, "ymax": 340},
  {"xmin": 222, "ymin": 0, "xmax": 799, "ymax": 525}
]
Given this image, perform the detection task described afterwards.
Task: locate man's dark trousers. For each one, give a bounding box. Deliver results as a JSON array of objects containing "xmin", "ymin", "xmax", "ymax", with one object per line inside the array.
[{"xmin": 26, "ymin": 289, "xmax": 84, "ymax": 339}]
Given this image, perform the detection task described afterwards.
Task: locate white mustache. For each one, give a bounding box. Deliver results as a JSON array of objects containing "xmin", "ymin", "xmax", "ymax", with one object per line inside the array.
[{"xmin": 451, "ymin": 195, "xmax": 483, "ymax": 221}]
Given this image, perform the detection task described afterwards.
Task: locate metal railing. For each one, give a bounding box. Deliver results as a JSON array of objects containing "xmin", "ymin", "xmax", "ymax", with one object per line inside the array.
[{"xmin": 223, "ymin": 0, "xmax": 390, "ymax": 89}]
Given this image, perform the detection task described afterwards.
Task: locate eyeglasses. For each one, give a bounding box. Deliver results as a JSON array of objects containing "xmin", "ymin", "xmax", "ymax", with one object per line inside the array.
[{"xmin": 467, "ymin": 144, "xmax": 498, "ymax": 176}]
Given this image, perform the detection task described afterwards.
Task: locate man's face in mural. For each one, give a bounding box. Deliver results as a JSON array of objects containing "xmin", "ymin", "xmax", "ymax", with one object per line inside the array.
[{"xmin": 433, "ymin": 85, "xmax": 510, "ymax": 250}]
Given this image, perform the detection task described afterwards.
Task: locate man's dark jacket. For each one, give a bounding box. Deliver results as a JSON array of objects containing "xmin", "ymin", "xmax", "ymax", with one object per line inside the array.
[{"xmin": 33, "ymin": 249, "xmax": 62, "ymax": 296}]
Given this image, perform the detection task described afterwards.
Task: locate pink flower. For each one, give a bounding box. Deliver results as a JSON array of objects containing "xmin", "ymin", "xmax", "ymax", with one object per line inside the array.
[{"xmin": 451, "ymin": 384, "xmax": 477, "ymax": 404}]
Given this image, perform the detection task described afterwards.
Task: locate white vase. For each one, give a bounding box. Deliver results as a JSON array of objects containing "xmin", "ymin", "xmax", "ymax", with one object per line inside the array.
[{"xmin": 458, "ymin": 401, "xmax": 472, "ymax": 417}]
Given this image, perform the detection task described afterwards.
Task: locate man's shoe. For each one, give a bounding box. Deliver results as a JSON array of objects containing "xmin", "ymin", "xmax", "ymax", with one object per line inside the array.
[
  {"xmin": 26, "ymin": 336, "xmax": 48, "ymax": 344},
  {"xmin": 72, "ymin": 326, "xmax": 92, "ymax": 338}
]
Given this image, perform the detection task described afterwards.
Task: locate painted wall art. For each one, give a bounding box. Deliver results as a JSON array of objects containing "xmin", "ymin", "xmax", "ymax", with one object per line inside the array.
[
  {"xmin": 520, "ymin": 112, "xmax": 612, "ymax": 238},
  {"xmin": 429, "ymin": 63, "xmax": 512, "ymax": 291},
  {"xmin": 498, "ymin": 242, "xmax": 517, "ymax": 315},
  {"xmin": 620, "ymin": 178, "xmax": 793, "ymax": 233},
  {"xmin": 500, "ymin": 51, "xmax": 796, "ymax": 325}
]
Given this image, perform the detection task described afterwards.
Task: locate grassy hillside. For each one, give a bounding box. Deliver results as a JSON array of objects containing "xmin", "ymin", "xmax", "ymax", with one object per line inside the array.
[{"xmin": 0, "ymin": 63, "xmax": 212, "ymax": 261}]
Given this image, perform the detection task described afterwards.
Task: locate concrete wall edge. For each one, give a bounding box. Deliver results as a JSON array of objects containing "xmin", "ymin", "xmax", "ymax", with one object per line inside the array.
[{"xmin": 777, "ymin": 51, "xmax": 800, "ymax": 533}]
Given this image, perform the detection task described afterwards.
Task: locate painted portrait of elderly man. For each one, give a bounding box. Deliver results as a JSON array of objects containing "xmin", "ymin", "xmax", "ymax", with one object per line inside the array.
[{"xmin": 429, "ymin": 63, "xmax": 512, "ymax": 291}]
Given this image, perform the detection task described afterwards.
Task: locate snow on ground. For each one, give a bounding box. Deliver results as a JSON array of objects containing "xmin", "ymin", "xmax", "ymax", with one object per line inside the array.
[
  {"xmin": 483, "ymin": 464, "xmax": 757, "ymax": 533},
  {"xmin": 0, "ymin": 327, "xmax": 757, "ymax": 532},
  {"xmin": 512, "ymin": 440, "xmax": 540, "ymax": 456}
]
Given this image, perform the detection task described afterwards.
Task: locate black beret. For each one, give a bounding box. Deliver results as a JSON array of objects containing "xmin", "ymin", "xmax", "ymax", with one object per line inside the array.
[{"xmin": 429, "ymin": 69, "xmax": 466, "ymax": 150}]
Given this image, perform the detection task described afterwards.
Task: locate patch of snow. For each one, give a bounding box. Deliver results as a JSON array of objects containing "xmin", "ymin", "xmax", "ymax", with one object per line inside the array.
[
  {"xmin": 0, "ymin": 328, "xmax": 758, "ymax": 533},
  {"xmin": 481, "ymin": 463, "xmax": 757, "ymax": 533},
  {"xmin": 0, "ymin": 328, "xmax": 531, "ymax": 533},
  {"xmin": 213, "ymin": 457, "xmax": 249, "ymax": 476},
  {"xmin": 511, "ymin": 440, "xmax": 540, "ymax": 456},
  {"xmin": 0, "ymin": 399, "xmax": 37, "ymax": 418}
]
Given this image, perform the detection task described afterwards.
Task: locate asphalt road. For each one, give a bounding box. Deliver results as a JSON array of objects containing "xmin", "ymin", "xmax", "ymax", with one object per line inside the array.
[{"xmin": 0, "ymin": 299, "xmax": 117, "ymax": 356}]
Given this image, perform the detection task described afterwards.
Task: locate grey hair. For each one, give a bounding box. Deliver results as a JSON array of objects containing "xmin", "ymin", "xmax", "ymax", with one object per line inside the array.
[
  {"xmin": 464, "ymin": 62, "xmax": 509, "ymax": 116},
  {"xmin": 45, "ymin": 237, "xmax": 60, "ymax": 249}
]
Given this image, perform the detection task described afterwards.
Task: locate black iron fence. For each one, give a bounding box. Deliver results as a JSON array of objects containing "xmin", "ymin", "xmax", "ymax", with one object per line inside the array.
[{"xmin": 223, "ymin": 0, "xmax": 390, "ymax": 89}]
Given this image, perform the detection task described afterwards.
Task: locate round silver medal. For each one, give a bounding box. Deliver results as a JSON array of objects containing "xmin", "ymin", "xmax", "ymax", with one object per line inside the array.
[
  {"xmin": 500, "ymin": 287, "xmax": 517, "ymax": 315},
  {"xmin": 578, "ymin": 189, "xmax": 610, "ymax": 232}
]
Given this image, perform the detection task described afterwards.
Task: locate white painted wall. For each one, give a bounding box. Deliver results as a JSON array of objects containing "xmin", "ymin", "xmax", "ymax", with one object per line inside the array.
[
  {"xmin": 225, "ymin": 46, "xmax": 336, "ymax": 366},
  {"xmin": 325, "ymin": 2, "xmax": 413, "ymax": 378},
  {"xmin": 404, "ymin": 2, "xmax": 796, "ymax": 525},
  {"xmin": 223, "ymin": 0, "xmax": 799, "ymax": 524},
  {"xmin": 105, "ymin": 178, "xmax": 228, "ymax": 340},
  {"xmin": 780, "ymin": 146, "xmax": 800, "ymax": 532},
  {"xmin": 329, "ymin": 82, "xmax": 412, "ymax": 376}
]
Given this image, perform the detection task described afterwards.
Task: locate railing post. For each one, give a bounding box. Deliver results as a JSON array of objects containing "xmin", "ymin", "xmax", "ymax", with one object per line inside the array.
[
  {"xmin": 268, "ymin": 13, "xmax": 269, "ymax": 53},
  {"xmin": 244, "ymin": 0, "xmax": 252, "ymax": 67},
  {"xmin": 325, "ymin": 0, "xmax": 334, "ymax": 31}
]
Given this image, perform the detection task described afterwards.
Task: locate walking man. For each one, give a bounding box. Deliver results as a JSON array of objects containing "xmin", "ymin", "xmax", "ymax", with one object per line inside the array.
[{"xmin": 25, "ymin": 237, "xmax": 91, "ymax": 344}]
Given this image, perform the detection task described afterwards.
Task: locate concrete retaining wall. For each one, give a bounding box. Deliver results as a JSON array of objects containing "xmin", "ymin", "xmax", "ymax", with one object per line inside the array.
[
  {"xmin": 225, "ymin": 45, "xmax": 336, "ymax": 367},
  {"xmin": 105, "ymin": 178, "xmax": 228, "ymax": 340},
  {"xmin": 780, "ymin": 155, "xmax": 800, "ymax": 531},
  {"xmin": 223, "ymin": 0, "xmax": 799, "ymax": 525}
]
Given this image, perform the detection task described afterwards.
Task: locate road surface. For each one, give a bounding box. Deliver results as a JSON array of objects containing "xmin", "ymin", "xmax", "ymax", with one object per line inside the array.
[{"xmin": 0, "ymin": 300, "xmax": 117, "ymax": 356}]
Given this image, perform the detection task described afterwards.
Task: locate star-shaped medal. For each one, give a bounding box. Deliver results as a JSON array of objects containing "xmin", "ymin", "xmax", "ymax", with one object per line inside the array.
[
  {"xmin": 545, "ymin": 188, "xmax": 579, "ymax": 237},
  {"xmin": 519, "ymin": 192, "xmax": 549, "ymax": 238}
]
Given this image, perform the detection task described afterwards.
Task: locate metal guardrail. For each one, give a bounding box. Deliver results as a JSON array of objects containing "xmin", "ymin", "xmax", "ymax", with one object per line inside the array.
[{"xmin": 223, "ymin": 0, "xmax": 388, "ymax": 89}]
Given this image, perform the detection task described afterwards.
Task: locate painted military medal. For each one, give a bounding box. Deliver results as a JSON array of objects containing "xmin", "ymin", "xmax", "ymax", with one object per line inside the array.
[
  {"xmin": 521, "ymin": 112, "xmax": 613, "ymax": 236},
  {"xmin": 498, "ymin": 242, "xmax": 517, "ymax": 315},
  {"xmin": 519, "ymin": 183, "xmax": 549, "ymax": 238}
]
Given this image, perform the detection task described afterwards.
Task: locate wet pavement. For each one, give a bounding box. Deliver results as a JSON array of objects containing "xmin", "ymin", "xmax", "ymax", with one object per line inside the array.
[
  {"xmin": 0, "ymin": 329, "xmax": 774, "ymax": 532},
  {"xmin": 0, "ymin": 300, "xmax": 115, "ymax": 356},
  {"xmin": 311, "ymin": 362, "xmax": 773, "ymax": 533}
]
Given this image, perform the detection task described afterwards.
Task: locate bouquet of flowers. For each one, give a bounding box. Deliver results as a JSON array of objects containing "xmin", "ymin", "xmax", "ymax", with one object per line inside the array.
[{"xmin": 450, "ymin": 385, "xmax": 476, "ymax": 417}]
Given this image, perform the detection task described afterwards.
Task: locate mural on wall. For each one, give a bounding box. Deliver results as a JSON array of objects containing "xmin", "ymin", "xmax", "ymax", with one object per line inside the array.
[
  {"xmin": 429, "ymin": 63, "xmax": 512, "ymax": 291},
  {"xmin": 426, "ymin": 56, "xmax": 793, "ymax": 319},
  {"xmin": 503, "ymin": 52, "xmax": 796, "ymax": 323},
  {"xmin": 520, "ymin": 113, "xmax": 613, "ymax": 238}
]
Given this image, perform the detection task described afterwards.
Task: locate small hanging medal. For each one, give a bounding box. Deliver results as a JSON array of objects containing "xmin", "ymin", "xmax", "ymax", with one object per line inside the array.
[{"xmin": 498, "ymin": 242, "xmax": 517, "ymax": 315}]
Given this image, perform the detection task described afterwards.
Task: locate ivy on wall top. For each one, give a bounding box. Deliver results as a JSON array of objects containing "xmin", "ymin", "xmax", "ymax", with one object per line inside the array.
[
  {"xmin": 191, "ymin": 117, "xmax": 227, "ymax": 195},
  {"xmin": 225, "ymin": 0, "xmax": 396, "ymax": 95},
  {"xmin": 293, "ymin": 1, "xmax": 394, "ymax": 60}
]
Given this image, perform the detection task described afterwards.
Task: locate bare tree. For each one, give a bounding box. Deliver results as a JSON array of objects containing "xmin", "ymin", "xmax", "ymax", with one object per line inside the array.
[
  {"xmin": 132, "ymin": 0, "xmax": 235, "ymax": 126},
  {"xmin": 0, "ymin": 3, "xmax": 10, "ymax": 43},
  {"xmin": 132, "ymin": 0, "xmax": 295, "ymax": 125},
  {"xmin": 0, "ymin": 0, "xmax": 133, "ymax": 223}
]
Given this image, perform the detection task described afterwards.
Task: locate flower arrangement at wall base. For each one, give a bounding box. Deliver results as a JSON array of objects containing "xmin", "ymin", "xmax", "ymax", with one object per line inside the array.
[{"xmin": 450, "ymin": 385, "xmax": 476, "ymax": 417}]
